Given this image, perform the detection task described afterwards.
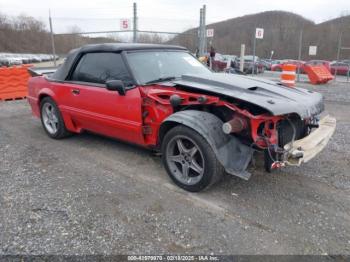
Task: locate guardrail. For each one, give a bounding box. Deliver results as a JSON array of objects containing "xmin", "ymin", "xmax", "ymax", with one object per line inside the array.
[{"xmin": 0, "ymin": 64, "xmax": 32, "ymax": 101}]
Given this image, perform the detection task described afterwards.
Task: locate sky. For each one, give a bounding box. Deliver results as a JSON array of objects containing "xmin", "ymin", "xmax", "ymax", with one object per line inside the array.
[{"xmin": 0, "ymin": 0, "xmax": 349, "ymax": 34}]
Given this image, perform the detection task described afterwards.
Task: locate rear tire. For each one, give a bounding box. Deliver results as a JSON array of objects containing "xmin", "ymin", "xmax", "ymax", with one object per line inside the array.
[
  {"xmin": 161, "ymin": 125, "xmax": 224, "ymax": 192},
  {"xmin": 40, "ymin": 97, "xmax": 71, "ymax": 139}
]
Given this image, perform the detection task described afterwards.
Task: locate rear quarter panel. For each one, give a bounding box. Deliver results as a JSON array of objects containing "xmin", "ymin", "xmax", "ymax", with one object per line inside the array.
[{"xmin": 28, "ymin": 76, "xmax": 56, "ymax": 117}]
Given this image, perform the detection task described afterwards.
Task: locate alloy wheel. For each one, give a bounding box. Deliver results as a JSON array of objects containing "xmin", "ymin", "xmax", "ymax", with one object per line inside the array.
[
  {"xmin": 41, "ymin": 102, "xmax": 59, "ymax": 135},
  {"xmin": 166, "ymin": 135, "xmax": 205, "ymax": 186}
]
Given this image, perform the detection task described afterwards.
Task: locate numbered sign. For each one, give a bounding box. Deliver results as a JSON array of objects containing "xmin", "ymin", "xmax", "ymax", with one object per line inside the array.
[
  {"xmin": 120, "ymin": 19, "xmax": 130, "ymax": 30},
  {"xmin": 206, "ymin": 28, "xmax": 214, "ymax": 38},
  {"xmin": 255, "ymin": 28, "xmax": 264, "ymax": 39},
  {"xmin": 309, "ymin": 46, "xmax": 317, "ymax": 56}
]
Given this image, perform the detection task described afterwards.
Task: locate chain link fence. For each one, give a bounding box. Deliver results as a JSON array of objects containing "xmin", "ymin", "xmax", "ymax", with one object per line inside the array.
[
  {"xmin": 49, "ymin": 3, "xmax": 200, "ymax": 56},
  {"xmin": 8, "ymin": 3, "xmax": 346, "ymax": 82}
]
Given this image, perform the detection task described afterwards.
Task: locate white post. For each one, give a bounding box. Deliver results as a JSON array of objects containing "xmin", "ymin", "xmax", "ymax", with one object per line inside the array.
[
  {"xmin": 252, "ymin": 34, "xmax": 256, "ymax": 75},
  {"xmin": 240, "ymin": 44, "xmax": 245, "ymax": 72}
]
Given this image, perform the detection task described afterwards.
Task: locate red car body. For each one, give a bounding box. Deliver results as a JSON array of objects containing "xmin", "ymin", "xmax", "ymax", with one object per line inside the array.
[
  {"xmin": 208, "ymin": 53, "xmax": 228, "ymax": 72},
  {"xmin": 211, "ymin": 60, "xmax": 227, "ymax": 72},
  {"xmin": 330, "ymin": 62, "xmax": 350, "ymax": 75},
  {"xmin": 27, "ymin": 44, "xmax": 335, "ymax": 192},
  {"xmin": 28, "ymin": 73, "xmax": 278, "ymax": 149}
]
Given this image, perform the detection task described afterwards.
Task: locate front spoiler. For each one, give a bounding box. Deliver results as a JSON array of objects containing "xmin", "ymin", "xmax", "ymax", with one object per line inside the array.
[{"xmin": 284, "ymin": 115, "xmax": 336, "ymax": 166}]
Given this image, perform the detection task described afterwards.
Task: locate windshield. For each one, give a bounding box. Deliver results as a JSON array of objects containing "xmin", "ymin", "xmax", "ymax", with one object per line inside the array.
[{"xmin": 126, "ymin": 51, "xmax": 211, "ymax": 84}]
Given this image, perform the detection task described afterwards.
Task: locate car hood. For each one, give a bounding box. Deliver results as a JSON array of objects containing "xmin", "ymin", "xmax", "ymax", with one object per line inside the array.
[{"xmin": 173, "ymin": 73, "xmax": 324, "ymax": 118}]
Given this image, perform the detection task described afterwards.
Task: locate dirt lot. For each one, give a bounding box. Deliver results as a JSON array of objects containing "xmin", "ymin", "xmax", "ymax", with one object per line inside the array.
[{"xmin": 0, "ymin": 80, "xmax": 350, "ymax": 255}]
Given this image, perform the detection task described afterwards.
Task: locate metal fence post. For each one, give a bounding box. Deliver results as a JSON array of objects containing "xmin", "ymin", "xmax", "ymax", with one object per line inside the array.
[
  {"xmin": 49, "ymin": 9, "xmax": 57, "ymax": 67},
  {"xmin": 252, "ymin": 32, "xmax": 256, "ymax": 75},
  {"xmin": 297, "ymin": 30, "xmax": 303, "ymax": 82},
  {"xmin": 133, "ymin": 2, "xmax": 137, "ymax": 43},
  {"xmin": 335, "ymin": 32, "xmax": 342, "ymax": 81}
]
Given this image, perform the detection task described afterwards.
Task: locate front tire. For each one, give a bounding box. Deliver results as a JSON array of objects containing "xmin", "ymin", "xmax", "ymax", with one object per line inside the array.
[
  {"xmin": 40, "ymin": 97, "xmax": 71, "ymax": 139},
  {"xmin": 161, "ymin": 125, "xmax": 224, "ymax": 192}
]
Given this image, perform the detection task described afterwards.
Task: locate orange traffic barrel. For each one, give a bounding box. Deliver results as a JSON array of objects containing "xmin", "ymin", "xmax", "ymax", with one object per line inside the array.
[{"xmin": 281, "ymin": 64, "xmax": 297, "ymax": 87}]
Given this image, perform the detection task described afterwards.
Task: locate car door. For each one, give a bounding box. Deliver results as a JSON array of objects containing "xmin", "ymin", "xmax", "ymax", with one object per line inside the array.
[{"xmin": 59, "ymin": 52, "xmax": 144, "ymax": 145}]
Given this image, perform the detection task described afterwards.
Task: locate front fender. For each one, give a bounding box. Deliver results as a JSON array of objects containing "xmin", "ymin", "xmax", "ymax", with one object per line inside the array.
[{"xmin": 160, "ymin": 110, "xmax": 253, "ymax": 180}]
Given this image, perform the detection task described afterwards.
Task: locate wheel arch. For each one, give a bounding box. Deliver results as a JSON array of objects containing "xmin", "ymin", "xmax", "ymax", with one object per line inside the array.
[
  {"xmin": 37, "ymin": 91, "xmax": 78, "ymax": 134},
  {"xmin": 38, "ymin": 89, "xmax": 57, "ymax": 106},
  {"xmin": 38, "ymin": 94, "xmax": 50, "ymax": 105},
  {"xmin": 159, "ymin": 110, "xmax": 254, "ymax": 180}
]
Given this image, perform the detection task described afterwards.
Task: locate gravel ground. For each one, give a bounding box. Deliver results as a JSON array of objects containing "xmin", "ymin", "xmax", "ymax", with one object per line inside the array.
[{"xmin": 0, "ymin": 81, "xmax": 350, "ymax": 255}]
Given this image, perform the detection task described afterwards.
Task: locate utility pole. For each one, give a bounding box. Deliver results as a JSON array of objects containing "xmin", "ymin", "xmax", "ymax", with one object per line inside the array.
[
  {"xmin": 49, "ymin": 9, "xmax": 57, "ymax": 67},
  {"xmin": 198, "ymin": 6, "xmax": 206, "ymax": 57},
  {"xmin": 297, "ymin": 30, "xmax": 303, "ymax": 82},
  {"xmin": 133, "ymin": 2, "xmax": 137, "ymax": 43},
  {"xmin": 202, "ymin": 5, "xmax": 207, "ymax": 54},
  {"xmin": 198, "ymin": 7, "xmax": 203, "ymax": 56}
]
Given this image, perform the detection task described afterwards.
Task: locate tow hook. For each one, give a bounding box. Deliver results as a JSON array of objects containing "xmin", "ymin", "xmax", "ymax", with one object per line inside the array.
[
  {"xmin": 270, "ymin": 147, "xmax": 304, "ymax": 170},
  {"xmin": 271, "ymin": 161, "xmax": 285, "ymax": 169}
]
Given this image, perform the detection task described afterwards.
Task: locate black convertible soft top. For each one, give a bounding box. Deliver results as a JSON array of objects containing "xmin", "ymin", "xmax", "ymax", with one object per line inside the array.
[
  {"xmin": 78, "ymin": 43, "xmax": 186, "ymax": 53},
  {"xmin": 51, "ymin": 43, "xmax": 187, "ymax": 81}
]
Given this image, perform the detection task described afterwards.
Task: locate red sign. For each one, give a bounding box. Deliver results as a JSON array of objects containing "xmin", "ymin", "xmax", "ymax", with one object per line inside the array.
[
  {"xmin": 255, "ymin": 28, "xmax": 264, "ymax": 39},
  {"xmin": 206, "ymin": 28, "xmax": 214, "ymax": 38},
  {"xmin": 120, "ymin": 19, "xmax": 130, "ymax": 30}
]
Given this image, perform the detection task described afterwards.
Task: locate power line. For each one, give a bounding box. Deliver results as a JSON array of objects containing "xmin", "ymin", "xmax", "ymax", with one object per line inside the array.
[{"xmin": 52, "ymin": 17, "xmax": 125, "ymax": 20}]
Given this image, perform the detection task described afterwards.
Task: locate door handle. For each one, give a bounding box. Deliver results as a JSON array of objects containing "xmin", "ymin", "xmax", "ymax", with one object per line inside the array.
[{"xmin": 71, "ymin": 89, "xmax": 80, "ymax": 95}]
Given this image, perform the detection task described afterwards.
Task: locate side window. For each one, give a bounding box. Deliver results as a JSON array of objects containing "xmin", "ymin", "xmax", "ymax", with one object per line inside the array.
[{"xmin": 70, "ymin": 52, "xmax": 133, "ymax": 86}]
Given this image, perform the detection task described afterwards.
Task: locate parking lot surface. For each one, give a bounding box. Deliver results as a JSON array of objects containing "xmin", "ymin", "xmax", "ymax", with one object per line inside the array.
[{"xmin": 0, "ymin": 80, "xmax": 350, "ymax": 255}]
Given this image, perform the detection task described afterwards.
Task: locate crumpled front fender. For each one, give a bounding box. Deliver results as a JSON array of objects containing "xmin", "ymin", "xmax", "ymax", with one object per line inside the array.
[{"xmin": 160, "ymin": 110, "xmax": 253, "ymax": 180}]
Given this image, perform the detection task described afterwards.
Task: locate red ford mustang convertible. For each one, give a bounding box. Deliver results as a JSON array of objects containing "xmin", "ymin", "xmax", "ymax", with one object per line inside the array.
[{"xmin": 27, "ymin": 43, "xmax": 336, "ymax": 192}]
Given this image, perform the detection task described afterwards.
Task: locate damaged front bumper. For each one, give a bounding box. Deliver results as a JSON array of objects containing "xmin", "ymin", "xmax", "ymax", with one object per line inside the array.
[{"xmin": 282, "ymin": 115, "xmax": 336, "ymax": 166}]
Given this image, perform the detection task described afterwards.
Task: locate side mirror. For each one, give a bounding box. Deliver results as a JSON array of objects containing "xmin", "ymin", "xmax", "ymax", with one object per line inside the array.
[{"xmin": 106, "ymin": 80, "xmax": 126, "ymax": 96}]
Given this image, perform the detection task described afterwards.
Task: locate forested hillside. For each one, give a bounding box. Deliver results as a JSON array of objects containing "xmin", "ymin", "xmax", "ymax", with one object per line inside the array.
[
  {"xmin": 172, "ymin": 11, "xmax": 350, "ymax": 60},
  {"xmin": 1, "ymin": 11, "xmax": 349, "ymax": 60},
  {"xmin": 0, "ymin": 13, "xmax": 114, "ymax": 54}
]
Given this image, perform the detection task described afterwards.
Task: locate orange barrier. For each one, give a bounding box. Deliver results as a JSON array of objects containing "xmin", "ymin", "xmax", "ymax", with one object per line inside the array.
[
  {"xmin": 280, "ymin": 64, "xmax": 296, "ymax": 87},
  {"xmin": 304, "ymin": 65, "xmax": 334, "ymax": 85},
  {"xmin": 0, "ymin": 64, "xmax": 32, "ymax": 101}
]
